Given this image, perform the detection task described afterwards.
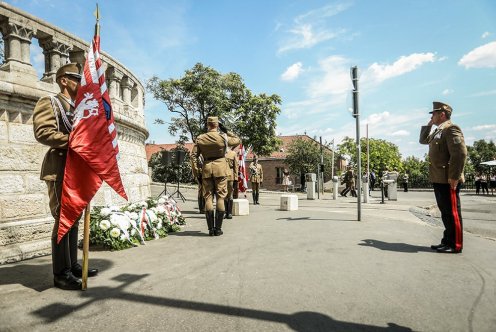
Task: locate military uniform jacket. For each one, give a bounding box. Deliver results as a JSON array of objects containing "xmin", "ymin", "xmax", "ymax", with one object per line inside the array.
[
  {"xmin": 190, "ymin": 144, "xmax": 201, "ymax": 179},
  {"xmin": 33, "ymin": 94, "xmax": 75, "ymax": 182},
  {"xmin": 249, "ymin": 162, "xmax": 263, "ymax": 183},
  {"xmin": 225, "ymin": 150, "xmax": 239, "ymax": 181},
  {"xmin": 196, "ymin": 130, "xmax": 240, "ymax": 179},
  {"xmin": 419, "ymin": 120, "xmax": 467, "ymax": 184}
]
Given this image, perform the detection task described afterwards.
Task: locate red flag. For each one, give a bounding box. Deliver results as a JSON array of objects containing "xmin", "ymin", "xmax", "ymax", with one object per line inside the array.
[
  {"xmin": 58, "ymin": 19, "xmax": 128, "ymax": 243},
  {"xmin": 238, "ymin": 144, "xmax": 248, "ymax": 193}
]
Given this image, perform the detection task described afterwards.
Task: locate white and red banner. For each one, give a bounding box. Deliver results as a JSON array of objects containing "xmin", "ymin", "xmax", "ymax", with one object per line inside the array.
[
  {"xmin": 58, "ymin": 29, "xmax": 128, "ymax": 243},
  {"xmin": 238, "ymin": 144, "xmax": 248, "ymax": 193}
]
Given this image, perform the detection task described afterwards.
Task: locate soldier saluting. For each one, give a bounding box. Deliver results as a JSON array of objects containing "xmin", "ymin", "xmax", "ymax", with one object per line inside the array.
[
  {"xmin": 419, "ymin": 101, "xmax": 467, "ymax": 254},
  {"xmin": 195, "ymin": 117, "xmax": 240, "ymax": 236}
]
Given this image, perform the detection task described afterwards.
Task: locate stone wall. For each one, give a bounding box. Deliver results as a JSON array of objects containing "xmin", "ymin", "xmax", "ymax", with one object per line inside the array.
[{"xmin": 0, "ymin": 3, "xmax": 150, "ymax": 263}]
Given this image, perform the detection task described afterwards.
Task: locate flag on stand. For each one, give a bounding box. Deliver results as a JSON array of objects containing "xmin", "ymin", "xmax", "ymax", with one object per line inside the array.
[
  {"xmin": 238, "ymin": 144, "xmax": 248, "ymax": 193},
  {"xmin": 58, "ymin": 10, "xmax": 128, "ymax": 243}
]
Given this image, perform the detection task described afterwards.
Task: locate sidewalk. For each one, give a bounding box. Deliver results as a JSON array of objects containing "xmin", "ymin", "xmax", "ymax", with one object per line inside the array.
[{"xmin": 1, "ymin": 188, "xmax": 495, "ymax": 331}]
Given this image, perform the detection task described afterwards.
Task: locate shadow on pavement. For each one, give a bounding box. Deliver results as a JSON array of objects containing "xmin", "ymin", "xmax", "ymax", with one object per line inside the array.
[
  {"xmin": 359, "ymin": 239, "xmax": 432, "ymax": 253},
  {"xmin": 32, "ymin": 273, "xmax": 412, "ymax": 331},
  {"xmin": 167, "ymin": 230, "xmax": 209, "ymax": 237},
  {"xmin": 0, "ymin": 259, "xmax": 114, "ymax": 292}
]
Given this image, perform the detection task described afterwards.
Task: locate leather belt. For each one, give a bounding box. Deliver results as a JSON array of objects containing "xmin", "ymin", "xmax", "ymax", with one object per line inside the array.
[{"xmin": 205, "ymin": 156, "xmax": 223, "ymax": 161}]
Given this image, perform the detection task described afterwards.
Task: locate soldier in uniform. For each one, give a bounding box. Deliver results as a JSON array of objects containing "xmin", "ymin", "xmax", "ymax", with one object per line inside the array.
[
  {"xmin": 249, "ymin": 155, "xmax": 263, "ymax": 204},
  {"xmin": 225, "ymin": 147, "xmax": 239, "ymax": 219},
  {"xmin": 196, "ymin": 117, "xmax": 240, "ymax": 236},
  {"xmin": 32, "ymin": 63, "xmax": 98, "ymax": 290},
  {"xmin": 190, "ymin": 144, "xmax": 205, "ymax": 214},
  {"xmin": 420, "ymin": 101, "xmax": 467, "ymax": 254}
]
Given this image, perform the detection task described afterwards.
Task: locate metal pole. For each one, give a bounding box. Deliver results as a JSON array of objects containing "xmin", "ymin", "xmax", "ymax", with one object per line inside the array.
[
  {"xmin": 320, "ymin": 136, "xmax": 324, "ymax": 196},
  {"xmin": 331, "ymin": 139, "xmax": 335, "ymax": 179},
  {"xmin": 351, "ymin": 66, "xmax": 361, "ymax": 221}
]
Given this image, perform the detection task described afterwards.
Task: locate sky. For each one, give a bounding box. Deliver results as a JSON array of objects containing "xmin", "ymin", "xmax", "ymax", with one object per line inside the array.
[{"xmin": 6, "ymin": 0, "xmax": 496, "ymax": 159}]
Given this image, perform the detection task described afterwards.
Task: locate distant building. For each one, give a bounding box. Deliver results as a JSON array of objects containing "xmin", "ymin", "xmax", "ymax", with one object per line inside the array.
[{"xmin": 145, "ymin": 135, "xmax": 345, "ymax": 191}]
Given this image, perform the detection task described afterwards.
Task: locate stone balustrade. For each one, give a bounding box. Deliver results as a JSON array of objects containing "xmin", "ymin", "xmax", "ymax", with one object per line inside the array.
[{"xmin": 0, "ymin": 3, "xmax": 151, "ymax": 263}]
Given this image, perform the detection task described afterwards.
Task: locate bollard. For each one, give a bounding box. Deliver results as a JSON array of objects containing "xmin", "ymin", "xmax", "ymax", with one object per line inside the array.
[
  {"xmin": 332, "ymin": 176, "xmax": 339, "ymax": 200},
  {"xmin": 381, "ymin": 182, "xmax": 385, "ymax": 204}
]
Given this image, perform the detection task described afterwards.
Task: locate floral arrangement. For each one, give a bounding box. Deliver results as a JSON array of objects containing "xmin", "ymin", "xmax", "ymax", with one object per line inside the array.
[{"xmin": 89, "ymin": 195, "xmax": 186, "ymax": 250}]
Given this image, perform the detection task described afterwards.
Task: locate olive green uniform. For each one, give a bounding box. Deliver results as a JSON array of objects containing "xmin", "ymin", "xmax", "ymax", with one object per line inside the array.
[
  {"xmin": 33, "ymin": 94, "xmax": 80, "ymax": 276},
  {"xmin": 249, "ymin": 161, "xmax": 263, "ymax": 204},
  {"xmin": 190, "ymin": 144, "xmax": 205, "ymax": 213},
  {"xmin": 225, "ymin": 149, "xmax": 239, "ymax": 218}
]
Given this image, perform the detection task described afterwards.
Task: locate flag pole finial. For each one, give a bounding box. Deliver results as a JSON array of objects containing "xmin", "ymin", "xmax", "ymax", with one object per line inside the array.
[{"xmin": 93, "ymin": 3, "xmax": 100, "ymax": 36}]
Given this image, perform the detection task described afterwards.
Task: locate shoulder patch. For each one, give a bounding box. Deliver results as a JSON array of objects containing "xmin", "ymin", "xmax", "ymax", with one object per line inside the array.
[{"xmin": 453, "ymin": 136, "xmax": 463, "ymax": 144}]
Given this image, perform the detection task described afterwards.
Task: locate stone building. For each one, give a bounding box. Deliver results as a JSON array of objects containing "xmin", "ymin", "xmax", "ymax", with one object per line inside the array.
[{"xmin": 0, "ymin": 3, "xmax": 149, "ymax": 263}]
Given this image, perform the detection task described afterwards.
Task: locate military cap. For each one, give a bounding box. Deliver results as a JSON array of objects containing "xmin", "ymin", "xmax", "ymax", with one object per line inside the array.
[
  {"xmin": 430, "ymin": 101, "xmax": 452, "ymax": 115},
  {"xmin": 207, "ymin": 116, "xmax": 219, "ymax": 124},
  {"xmin": 56, "ymin": 63, "xmax": 82, "ymax": 80}
]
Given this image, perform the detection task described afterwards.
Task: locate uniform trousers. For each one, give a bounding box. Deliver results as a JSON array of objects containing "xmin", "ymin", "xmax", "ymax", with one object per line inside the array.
[
  {"xmin": 433, "ymin": 183, "xmax": 463, "ymax": 251},
  {"xmin": 46, "ymin": 181, "xmax": 80, "ymax": 276},
  {"xmin": 227, "ymin": 180, "xmax": 234, "ymax": 200},
  {"xmin": 202, "ymin": 176, "xmax": 227, "ymax": 211}
]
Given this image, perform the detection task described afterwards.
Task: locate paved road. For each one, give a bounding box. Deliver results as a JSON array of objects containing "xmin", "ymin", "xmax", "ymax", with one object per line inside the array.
[{"xmin": 1, "ymin": 186, "xmax": 495, "ymax": 331}]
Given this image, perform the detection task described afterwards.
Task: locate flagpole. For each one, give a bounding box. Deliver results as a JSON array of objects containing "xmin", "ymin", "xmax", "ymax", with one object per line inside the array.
[
  {"xmin": 81, "ymin": 204, "xmax": 91, "ymax": 290},
  {"xmin": 82, "ymin": 4, "xmax": 100, "ymax": 291}
]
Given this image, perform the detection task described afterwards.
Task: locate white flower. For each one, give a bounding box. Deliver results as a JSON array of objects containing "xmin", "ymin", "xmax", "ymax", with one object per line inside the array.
[
  {"xmin": 158, "ymin": 197, "xmax": 166, "ymax": 204},
  {"xmin": 129, "ymin": 212, "xmax": 139, "ymax": 221},
  {"xmin": 99, "ymin": 219, "xmax": 110, "ymax": 230},
  {"xmin": 120, "ymin": 234, "xmax": 127, "ymax": 241},
  {"xmin": 151, "ymin": 207, "xmax": 158, "ymax": 213},
  {"xmin": 110, "ymin": 228, "xmax": 121, "ymax": 238},
  {"xmin": 139, "ymin": 201, "xmax": 148, "ymax": 208},
  {"xmin": 157, "ymin": 205, "xmax": 167, "ymax": 214},
  {"xmin": 147, "ymin": 210, "xmax": 158, "ymax": 223},
  {"xmin": 124, "ymin": 211, "xmax": 131, "ymax": 217},
  {"xmin": 129, "ymin": 219, "xmax": 136, "ymax": 228},
  {"xmin": 130, "ymin": 229, "xmax": 137, "ymax": 236},
  {"xmin": 100, "ymin": 208, "xmax": 112, "ymax": 217},
  {"xmin": 110, "ymin": 205, "xmax": 119, "ymax": 212},
  {"xmin": 127, "ymin": 203, "xmax": 136, "ymax": 211},
  {"xmin": 157, "ymin": 222, "xmax": 163, "ymax": 230}
]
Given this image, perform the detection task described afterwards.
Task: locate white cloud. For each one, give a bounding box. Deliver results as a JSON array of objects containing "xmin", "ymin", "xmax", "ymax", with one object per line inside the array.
[
  {"xmin": 442, "ymin": 89, "xmax": 454, "ymax": 95},
  {"xmin": 468, "ymin": 89, "xmax": 496, "ymax": 97},
  {"xmin": 307, "ymin": 55, "xmax": 352, "ymax": 98},
  {"xmin": 458, "ymin": 41, "xmax": 496, "ymax": 68},
  {"xmin": 482, "ymin": 31, "xmax": 490, "ymax": 39},
  {"xmin": 390, "ymin": 130, "xmax": 410, "ymax": 137},
  {"xmin": 277, "ymin": 2, "xmax": 351, "ymax": 54},
  {"xmin": 281, "ymin": 62, "xmax": 304, "ymax": 81},
  {"xmin": 362, "ymin": 53, "xmax": 436, "ymax": 84},
  {"xmin": 472, "ymin": 124, "xmax": 496, "ymax": 131}
]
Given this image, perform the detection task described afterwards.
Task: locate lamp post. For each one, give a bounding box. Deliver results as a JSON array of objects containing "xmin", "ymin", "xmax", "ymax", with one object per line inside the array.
[{"xmin": 351, "ymin": 66, "xmax": 361, "ymax": 221}]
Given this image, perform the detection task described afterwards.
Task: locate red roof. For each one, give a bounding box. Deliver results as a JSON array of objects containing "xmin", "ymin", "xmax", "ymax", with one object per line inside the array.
[{"xmin": 145, "ymin": 135, "xmax": 333, "ymax": 161}]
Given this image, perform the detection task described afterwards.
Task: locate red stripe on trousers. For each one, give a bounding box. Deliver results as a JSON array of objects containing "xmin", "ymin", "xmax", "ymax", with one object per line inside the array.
[{"xmin": 450, "ymin": 188, "xmax": 463, "ymax": 251}]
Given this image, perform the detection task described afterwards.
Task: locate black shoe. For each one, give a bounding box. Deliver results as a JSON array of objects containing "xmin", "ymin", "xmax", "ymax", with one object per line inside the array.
[
  {"xmin": 54, "ymin": 273, "xmax": 82, "ymax": 290},
  {"xmin": 430, "ymin": 243, "xmax": 446, "ymax": 250},
  {"xmin": 214, "ymin": 229, "xmax": 224, "ymax": 236},
  {"xmin": 71, "ymin": 263, "xmax": 98, "ymax": 278},
  {"xmin": 436, "ymin": 246, "xmax": 462, "ymax": 254}
]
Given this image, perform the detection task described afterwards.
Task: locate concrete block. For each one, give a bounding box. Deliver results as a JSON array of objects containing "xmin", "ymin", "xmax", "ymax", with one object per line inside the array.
[
  {"xmin": 233, "ymin": 199, "xmax": 249, "ymax": 216},
  {"xmin": 280, "ymin": 194, "xmax": 298, "ymax": 211}
]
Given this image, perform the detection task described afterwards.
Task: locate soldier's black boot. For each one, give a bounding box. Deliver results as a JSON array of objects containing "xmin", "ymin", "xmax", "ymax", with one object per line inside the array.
[
  {"xmin": 198, "ymin": 196, "xmax": 204, "ymax": 214},
  {"xmin": 255, "ymin": 192, "xmax": 260, "ymax": 205},
  {"xmin": 206, "ymin": 211, "xmax": 215, "ymax": 236},
  {"xmin": 214, "ymin": 210, "xmax": 225, "ymax": 236},
  {"xmin": 226, "ymin": 199, "xmax": 233, "ymax": 219},
  {"xmin": 252, "ymin": 192, "xmax": 256, "ymax": 205}
]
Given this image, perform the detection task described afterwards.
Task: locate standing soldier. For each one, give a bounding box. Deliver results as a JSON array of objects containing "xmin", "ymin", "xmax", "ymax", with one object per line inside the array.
[
  {"xmin": 32, "ymin": 63, "xmax": 98, "ymax": 290},
  {"xmin": 419, "ymin": 101, "xmax": 467, "ymax": 254},
  {"xmin": 249, "ymin": 155, "xmax": 263, "ymax": 204},
  {"xmin": 196, "ymin": 117, "xmax": 240, "ymax": 236},
  {"xmin": 225, "ymin": 147, "xmax": 239, "ymax": 219},
  {"xmin": 190, "ymin": 144, "xmax": 205, "ymax": 214}
]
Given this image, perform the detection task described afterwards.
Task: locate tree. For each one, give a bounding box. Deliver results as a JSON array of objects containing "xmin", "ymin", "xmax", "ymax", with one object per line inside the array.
[
  {"xmin": 338, "ymin": 137, "xmax": 403, "ymax": 176},
  {"xmin": 284, "ymin": 137, "xmax": 334, "ymax": 185},
  {"xmin": 467, "ymin": 139, "xmax": 496, "ymax": 174},
  {"xmin": 147, "ymin": 63, "xmax": 281, "ymax": 155}
]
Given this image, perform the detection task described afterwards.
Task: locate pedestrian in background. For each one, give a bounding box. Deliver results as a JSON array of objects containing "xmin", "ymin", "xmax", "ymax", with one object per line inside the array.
[
  {"xmin": 249, "ymin": 155, "xmax": 263, "ymax": 204},
  {"xmin": 419, "ymin": 101, "xmax": 467, "ymax": 254},
  {"xmin": 474, "ymin": 173, "xmax": 481, "ymax": 195},
  {"xmin": 402, "ymin": 173, "xmax": 409, "ymax": 192},
  {"xmin": 480, "ymin": 174, "xmax": 489, "ymax": 195}
]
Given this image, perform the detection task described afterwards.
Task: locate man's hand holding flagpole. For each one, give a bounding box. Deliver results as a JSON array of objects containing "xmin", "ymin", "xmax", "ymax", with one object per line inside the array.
[{"xmin": 59, "ymin": 4, "xmax": 128, "ymax": 290}]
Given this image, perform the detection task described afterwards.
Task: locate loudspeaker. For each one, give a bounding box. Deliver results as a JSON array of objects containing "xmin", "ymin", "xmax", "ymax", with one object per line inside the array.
[
  {"xmin": 175, "ymin": 150, "xmax": 186, "ymax": 165},
  {"xmin": 161, "ymin": 151, "xmax": 173, "ymax": 166}
]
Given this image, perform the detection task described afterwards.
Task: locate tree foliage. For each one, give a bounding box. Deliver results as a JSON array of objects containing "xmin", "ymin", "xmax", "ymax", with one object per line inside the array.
[
  {"xmin": 467, "ymin": 139, "xmax": 496, "ymax": 174},
  {"xmin": 147, "ymin": 63, "xmax": 281, "ymax": 156},
  {"xmin": 284, "ymin": 137, "xmax": 334, "ymax": 181},
  {"xmin": 148, "ymin": 147, "xmax": 194, "ymax": 184},
  {"xmin": 337, "ymin": 137, "xmax": 403, "ymax": 176}
]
